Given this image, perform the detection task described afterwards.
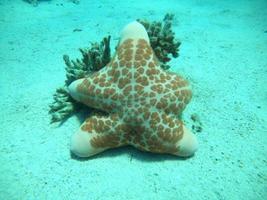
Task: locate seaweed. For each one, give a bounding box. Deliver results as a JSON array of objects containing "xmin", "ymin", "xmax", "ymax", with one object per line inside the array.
[{"xmin": 137, "ymin": 13, "xmax": 181, "ymax": 70}]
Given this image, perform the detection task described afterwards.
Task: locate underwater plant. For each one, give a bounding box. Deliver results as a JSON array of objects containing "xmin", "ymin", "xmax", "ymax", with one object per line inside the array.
[{"xmin": 49, "ymin": 14, "xmax": 181, "ymax": 123}]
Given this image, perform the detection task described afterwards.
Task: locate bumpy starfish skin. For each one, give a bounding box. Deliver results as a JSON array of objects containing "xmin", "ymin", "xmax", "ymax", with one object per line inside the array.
[{"xmin": 68, "ymin": 21, "xmax": 198, "ymax": 157}]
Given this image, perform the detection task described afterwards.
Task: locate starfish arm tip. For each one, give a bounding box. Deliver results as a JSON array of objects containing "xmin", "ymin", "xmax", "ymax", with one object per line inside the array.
[
  {"xmin": 120, "ymin": 21, "xmax": 149, "ymax": 44},
  {"xmin": 68, "ymin": 79, "xmax": 84, "ymax": 102},
  {"xmin": 175, "ymin": 125, "xmax": 198, "ymax": 157}
]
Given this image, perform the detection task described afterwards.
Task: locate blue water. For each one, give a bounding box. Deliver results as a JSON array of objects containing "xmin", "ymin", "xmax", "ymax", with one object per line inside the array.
[{"xmin": 0, "ymin": 0, "xmax": 266, "ymax": 199}]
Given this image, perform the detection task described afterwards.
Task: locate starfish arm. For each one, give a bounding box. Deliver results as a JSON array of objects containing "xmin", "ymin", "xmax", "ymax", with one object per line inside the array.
[
  {"xmin": 130, "ymin": 113, "xmax": 198, "ymax": 157},
  {"xmin": 68, "ymin": 75, "xmax": 121, "ymax": 112},
  {"xmin": 70, "ymin": 113, "xmax": 129, "ymax": 157}
]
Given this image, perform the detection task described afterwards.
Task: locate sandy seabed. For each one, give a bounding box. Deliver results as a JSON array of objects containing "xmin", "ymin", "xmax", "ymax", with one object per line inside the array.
[{"xmin": 0, "ymin": 0, "xmax": 266, "ymax": 199}]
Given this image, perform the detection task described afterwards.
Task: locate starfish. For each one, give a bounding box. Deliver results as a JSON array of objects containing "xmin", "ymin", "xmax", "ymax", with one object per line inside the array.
[{"xmin": 68, "ymin": 21, "xmax": 198, "ymax": 158}]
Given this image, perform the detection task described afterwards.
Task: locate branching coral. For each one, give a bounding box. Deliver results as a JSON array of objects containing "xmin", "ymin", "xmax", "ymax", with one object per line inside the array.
[
  {"xmin": 49, "ymin": 87, "xmax": 78, "ymax": 123},
  {"xmin": 137, "ymin": 13, "xmax": 181, "ymax": 70},
  {"xmin": 63, "ymin": 36, "xmax": 111, "ymax": 86},
  {"xmin": 49, "ymin": 36, "xmax": 111, "ymax": 123}
]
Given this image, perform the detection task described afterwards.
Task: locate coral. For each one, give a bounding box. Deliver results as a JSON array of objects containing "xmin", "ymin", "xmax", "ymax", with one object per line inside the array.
[
  {"xmin": 49, "ymin": 36, "xmax": 111, "ymax": 123},
  {"xmin": 63, "ymin": 36, "xmax": 111, "ymax": 86},
  {"xmin": 68, "ymin": 22, "xmax": 198, "ymax": 158},
  {"xmin": 137, "ymin": 13, "xmax": 181, "ymax": 70},
  {"xmin": 49, "ymin": 87, "xmax": 78, "ymax": 123}
]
